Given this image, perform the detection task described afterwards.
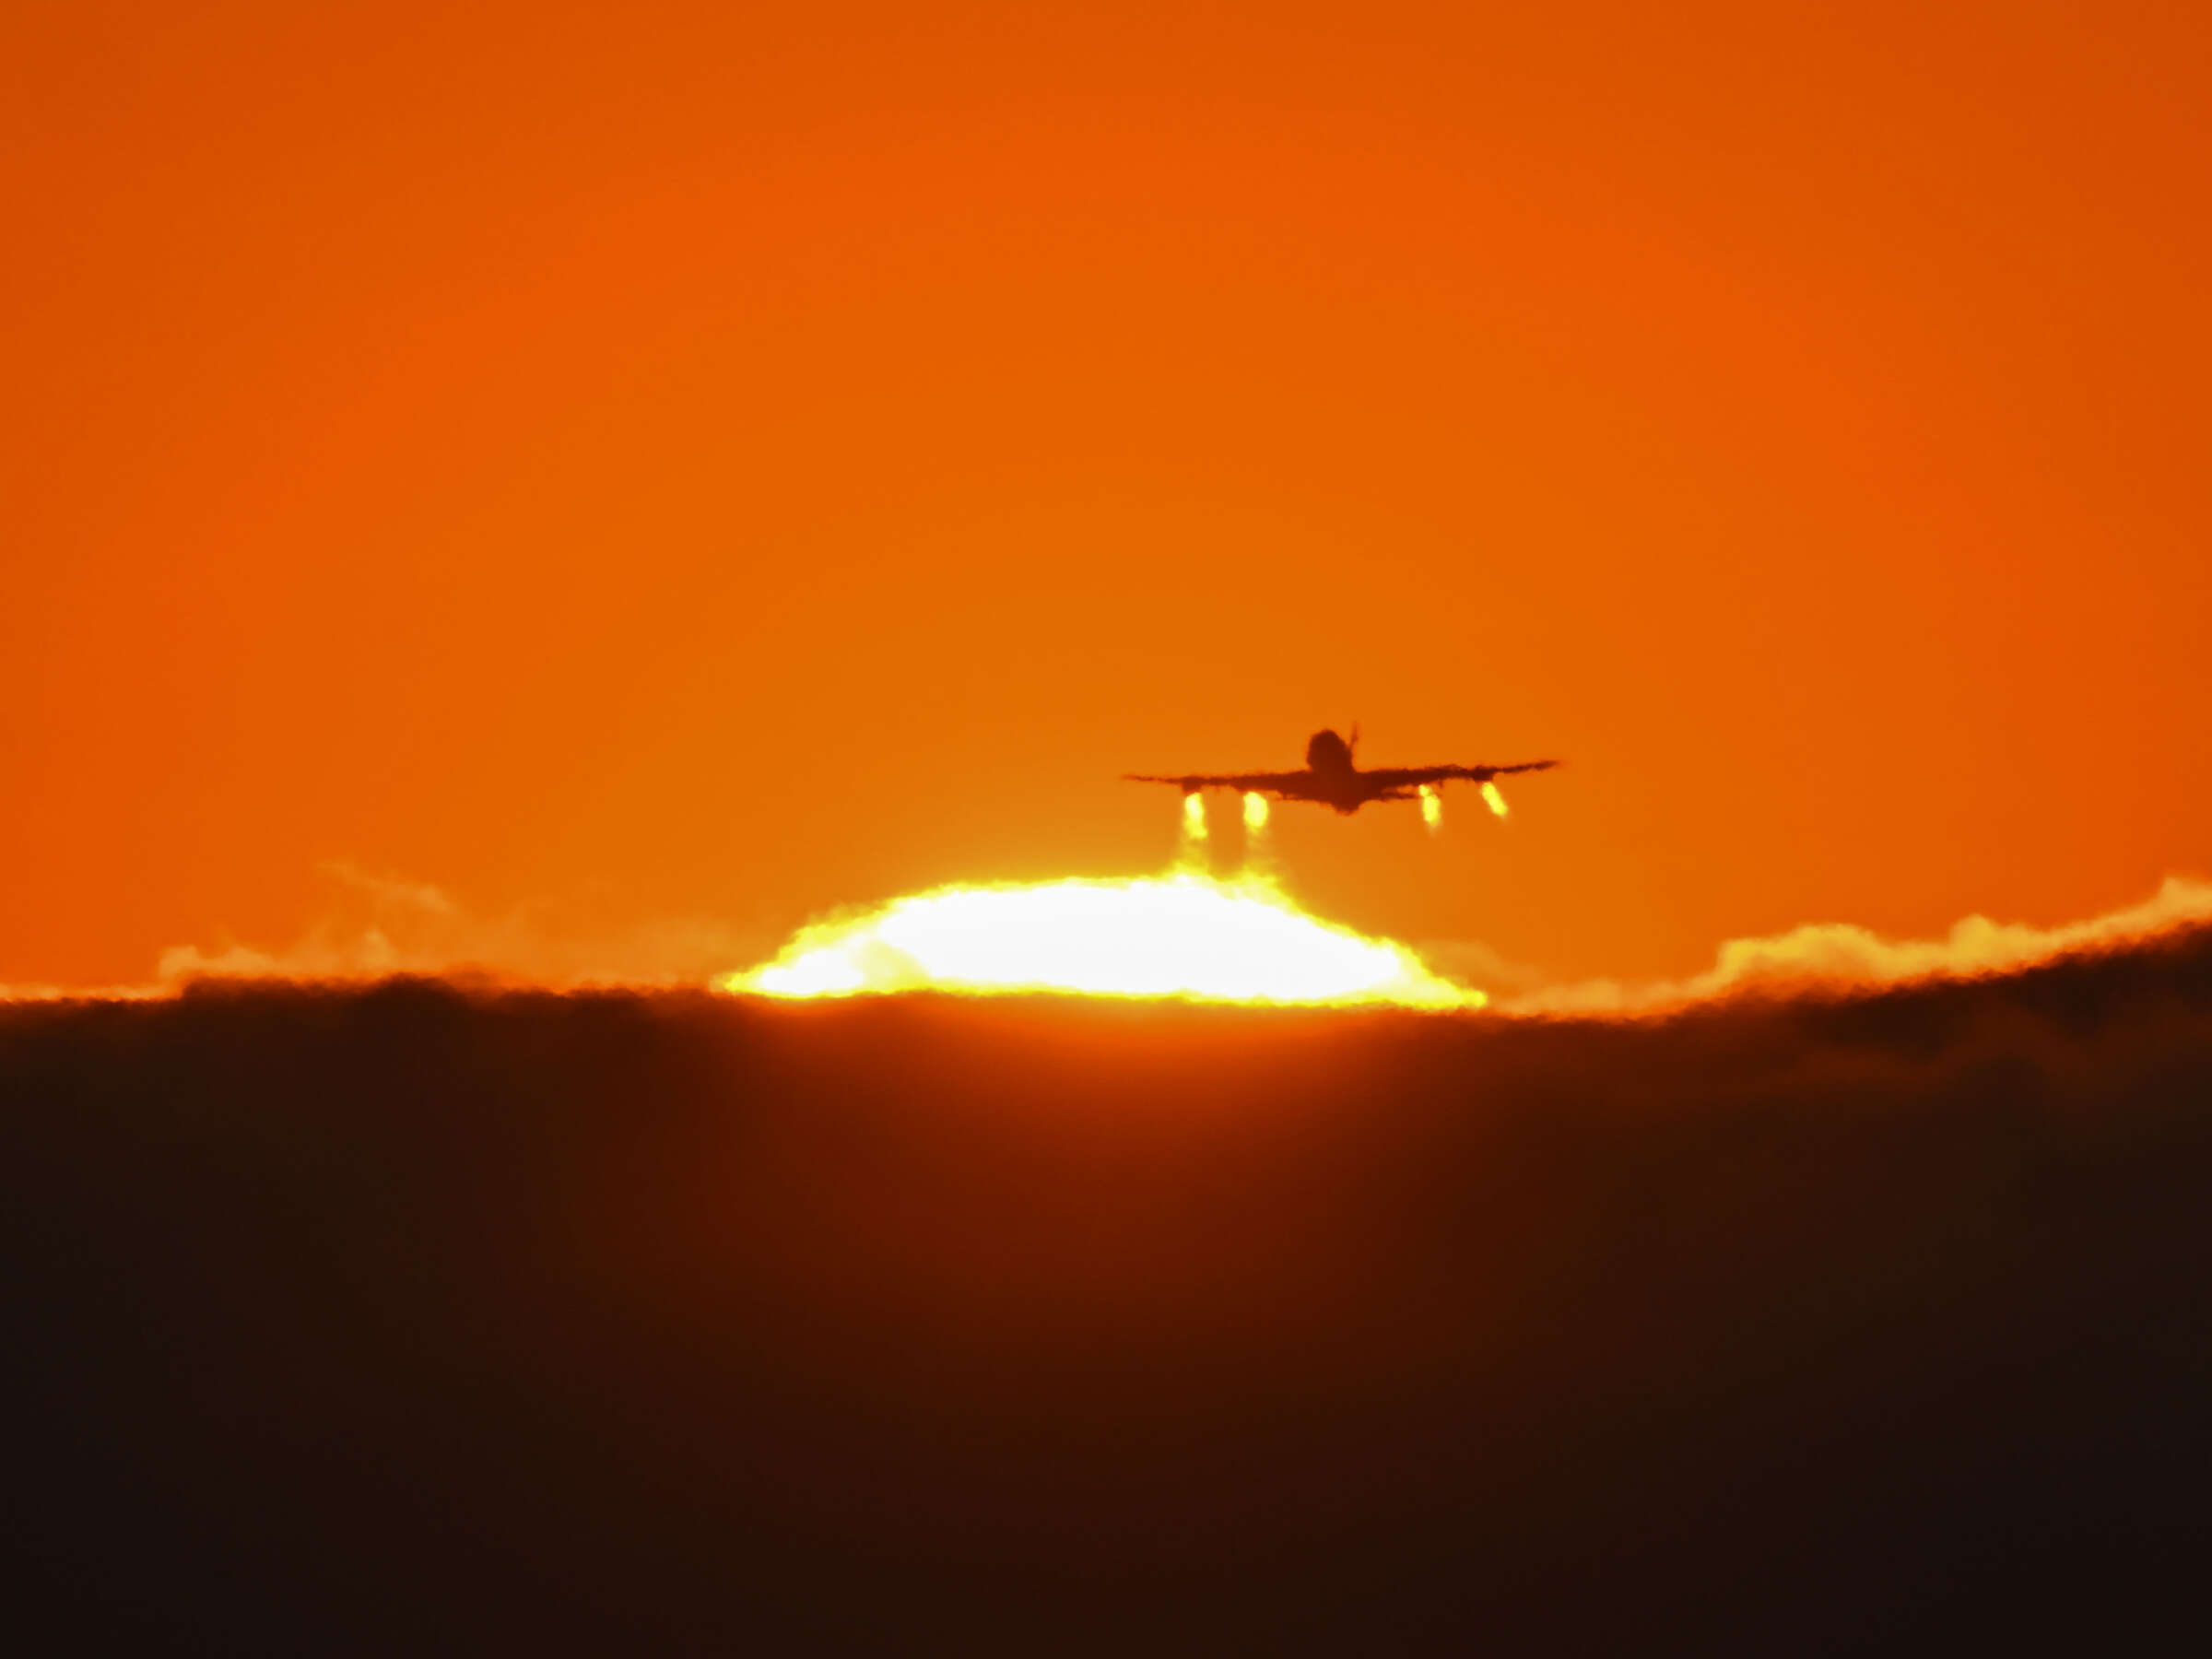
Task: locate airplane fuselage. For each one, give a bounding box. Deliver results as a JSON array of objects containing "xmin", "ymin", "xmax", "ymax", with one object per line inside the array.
[{"xmin": 1298, "ymin": 729, "xmax": 1368, "ymax": 813}]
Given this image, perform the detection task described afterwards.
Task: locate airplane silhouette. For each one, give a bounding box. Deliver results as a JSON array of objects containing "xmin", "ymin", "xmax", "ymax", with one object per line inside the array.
[{"xmin": 1125, "ymin": 727, "xmax": 1559, "ymax": 817}]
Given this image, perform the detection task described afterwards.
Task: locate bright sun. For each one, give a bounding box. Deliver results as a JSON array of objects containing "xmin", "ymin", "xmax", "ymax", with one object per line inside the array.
[
  {"xmin": 723, "ymin": 866, "xmax": 1478, "ymax": 1009},
  {"xmin": 722, "ymin": 874, "xmax": 1477, "ymax": 1006},
  {"xmin": 722, "ymin": 791, "xmax": 1484, "ymax": 1009}
]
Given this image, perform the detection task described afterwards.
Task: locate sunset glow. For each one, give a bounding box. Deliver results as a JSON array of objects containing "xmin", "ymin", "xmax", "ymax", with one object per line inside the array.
[
  {"xmin": 723, "ymin": 874, "xmax": 1481, "ymax": 1007},
  {"xmin": 14, "ymin": 7, "xmax": 2212, "ymax": 1649},
  {"xmin": 6, "ymin": 6, "xmax": 2211, "ymax": 998}
]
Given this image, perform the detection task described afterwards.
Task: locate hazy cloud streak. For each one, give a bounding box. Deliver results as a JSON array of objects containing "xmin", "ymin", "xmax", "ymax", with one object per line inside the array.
[{"xmin": 1505, "ymin": 875, "xmax": 2212, "ymax": 1013}]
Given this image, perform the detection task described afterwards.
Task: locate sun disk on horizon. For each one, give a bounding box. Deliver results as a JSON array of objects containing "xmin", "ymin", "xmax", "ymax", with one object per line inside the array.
[{"xmin": 722, "ymin": 873, "xmax": 1481, "ymax": 1007}]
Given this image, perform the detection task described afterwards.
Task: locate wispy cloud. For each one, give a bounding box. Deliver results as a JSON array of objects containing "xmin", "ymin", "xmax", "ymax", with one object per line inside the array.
[
  {"xmin": 153, "ymin": 863, "xmax": 769, "ymax": 990},
  {"xmin": 1502, "ymin": 875, "xmax": 2212, "ymax": 1014}
]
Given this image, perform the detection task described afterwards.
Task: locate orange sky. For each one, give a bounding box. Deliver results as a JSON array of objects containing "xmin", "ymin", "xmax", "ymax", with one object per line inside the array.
[{"xmin": 6, "ymin": 1, "xmax": 2209, "ymax": 990}]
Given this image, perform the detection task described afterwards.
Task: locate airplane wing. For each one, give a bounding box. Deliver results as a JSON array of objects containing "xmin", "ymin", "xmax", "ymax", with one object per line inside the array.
[
  {"xmin": 1123, "ymin": 771, "xmax": 1319, "ymax": 799},
  {"xmin": 1361, "ymin": 759, "xmax": 1561, "ymax": 791}
]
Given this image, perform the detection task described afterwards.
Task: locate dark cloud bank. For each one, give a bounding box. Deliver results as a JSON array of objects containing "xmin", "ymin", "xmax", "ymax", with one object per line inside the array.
[{"xmin": 8, "ymin": 932, "xmax": 2212, "ymax": 1654}]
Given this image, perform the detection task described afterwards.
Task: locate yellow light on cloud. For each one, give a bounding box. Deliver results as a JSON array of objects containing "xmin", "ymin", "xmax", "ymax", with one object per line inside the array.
[
  {"xmin": 1241, "ymin": 791, "xmax": 1270, "ymax": 832},
  {"xmin": 724, "ymin": 873, "xmax": 1482, "ymax": 1008}
]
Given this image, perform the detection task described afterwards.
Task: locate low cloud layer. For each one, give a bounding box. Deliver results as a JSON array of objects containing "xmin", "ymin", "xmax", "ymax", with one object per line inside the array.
[
  {"xmin": 6, "ymin": 921, "xmax": 2212, "ymax": 1650},
  {"xmin": 15, "ymin": 867, "xmax": 2208, "ymax": 1019}
]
